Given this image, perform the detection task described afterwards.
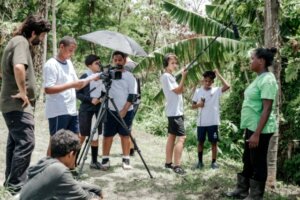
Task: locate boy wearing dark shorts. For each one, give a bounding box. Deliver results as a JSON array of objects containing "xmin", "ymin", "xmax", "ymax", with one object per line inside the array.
[
  {"xmin": 160, "ymin": 53, "xmax": 187, "ymax": 175},
  {"xmin": 77, "ymin": 54, "xmax": 104, "ymax": 169},
  {"xmin": 192, "ymin": 69, "xmax": 230, "ymax": 169},
  {"xmin": 43, "ymin": 36, "xmax": 98, "ymax": 155}
]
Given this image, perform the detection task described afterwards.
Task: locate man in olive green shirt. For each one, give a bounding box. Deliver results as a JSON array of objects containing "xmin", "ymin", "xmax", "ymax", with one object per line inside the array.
[{"xmin": 0, "ymin": 15, "xmax": 50, "ymax": 194}]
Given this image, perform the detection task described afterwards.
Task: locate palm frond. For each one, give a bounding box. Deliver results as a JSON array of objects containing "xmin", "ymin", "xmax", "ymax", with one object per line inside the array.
[
  {"xmin": 135, "ymin": 36, "xmax": 248, "ymax": 73},
  {"xmin": 163, "ymin": 1, "xmax": 235, "ymax": 38},
  {"xmin": 134, "ymin": 36, "xmax": 250, "ymax": 101}
]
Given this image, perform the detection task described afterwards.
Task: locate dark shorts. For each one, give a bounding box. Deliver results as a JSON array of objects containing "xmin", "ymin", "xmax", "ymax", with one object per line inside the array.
[
  {"xmin": 104, "ymin": 110, "xmax": 134, "ymax": 137},
  {"xmin": 197, "ymin": 125, "xmax": 219, "ymax": 143},
  {"xmin": 48, "ymin": 114, "xmax": 79, "ymax": 136},
  {"xmin": 79, "ymin": 111, "xmax": 102, "ymax": 136},
  {"xmin": 167, "ymin": 116, "xmax": 185, "ymax": 136}
]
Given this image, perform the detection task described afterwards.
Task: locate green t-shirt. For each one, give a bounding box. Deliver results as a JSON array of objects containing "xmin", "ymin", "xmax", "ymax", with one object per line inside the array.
[
  {"xmin": 0, "ymin": 36, "xmax": 36, "ymax": 114},
  {"xmin": 240, "ymin": 72, "xmax": 278, "ymax": 133}
]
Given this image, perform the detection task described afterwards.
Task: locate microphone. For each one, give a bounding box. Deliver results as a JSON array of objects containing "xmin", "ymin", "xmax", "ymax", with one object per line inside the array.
[{"xmin": 230, "ymin": 15, "xmax": 240, "ymax": 39}]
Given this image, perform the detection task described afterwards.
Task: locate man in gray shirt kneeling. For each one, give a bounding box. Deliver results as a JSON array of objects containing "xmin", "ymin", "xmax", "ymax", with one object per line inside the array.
[{"xmin": 19, "ymin": 129, "xmax": 103, "ymax": 200}]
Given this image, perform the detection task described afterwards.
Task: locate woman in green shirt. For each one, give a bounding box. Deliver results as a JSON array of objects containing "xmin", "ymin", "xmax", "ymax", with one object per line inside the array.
[{"xmin": 226, "ymin": 47, "xmax": 278, "ymax": 200}]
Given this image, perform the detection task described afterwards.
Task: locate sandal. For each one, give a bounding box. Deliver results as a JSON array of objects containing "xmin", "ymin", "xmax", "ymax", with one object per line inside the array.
[
  {"xmin": 165, "ymin": 162, "xmax": 174, "ymax": 169},
  {"xmin": 173, "ymin": 166, "xmax": 186, "ymax": 175}
]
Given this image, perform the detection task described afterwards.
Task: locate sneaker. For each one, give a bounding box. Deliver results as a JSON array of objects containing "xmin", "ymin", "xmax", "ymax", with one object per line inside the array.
[
  {"xmin": 101, "ymin": 159, "xmax": 110, "ymax": 170},
  {"xmin": 173, "ymin": 166, "xmax": 186, "ymax": 175},
  {"xmin": 90, "ymin": 161, "xmax": 102, "ymax": 170},
  {"xmin": 165, "ymin": 162, "xmax": 174, "ymax": 169},
  {"xmin": 122, "ymin": 158, "xmax": 132, "ymax": 170},
  {"xmin": 195, "ymin": 161, "xmax": 204, "ymax": 169},
  {"xmin": 129, "ymin": 148, "xmax": 135, "ymax": 156},
  {"xmin": 211, "ymin": 162, "xmax": 219, "ymax": 169}
]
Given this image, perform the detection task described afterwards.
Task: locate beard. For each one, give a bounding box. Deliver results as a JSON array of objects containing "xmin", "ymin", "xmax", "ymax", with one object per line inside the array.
[{"xmin": 31, "ymin": 36, "xmax": 41, "ymax": 46}]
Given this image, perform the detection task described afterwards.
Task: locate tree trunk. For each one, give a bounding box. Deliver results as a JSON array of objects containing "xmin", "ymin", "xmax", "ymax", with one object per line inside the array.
[
  {"xmin": 43, "ymin": 0, "xmax": 49, "ymax": 65},
  {"xmin": 30, "ymin": 0, "xmax": 48, "ymax": 99},
  {"xmin": 264, "ymin": 0, "xmax": 281, "ymax": 188},
  {"xmin": 52, "ymin": 0, "xmax": 57, "ymax": 56}
]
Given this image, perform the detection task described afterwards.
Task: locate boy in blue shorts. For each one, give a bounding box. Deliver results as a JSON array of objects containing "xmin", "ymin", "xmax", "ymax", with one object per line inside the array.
[
  {"xmin": 43, "ymin": 36, "xmax": 98, "ymax": 156},
  {"xmin": 192, "ymin": 69, "xmax": 230, "ymax": 169}
]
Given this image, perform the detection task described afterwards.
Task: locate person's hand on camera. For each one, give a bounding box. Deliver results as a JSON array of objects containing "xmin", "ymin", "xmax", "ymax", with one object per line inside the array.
[
  {"xmin": 11, "ymin": 92, "xmax": 30, "ymax": 107},
  {"xmin": 91, "ymin": 98, "xmax": 101, "ymax": 105},
  {"xmin": 90, "ymin": 73, "xmax": 100, "ymax": 81}
]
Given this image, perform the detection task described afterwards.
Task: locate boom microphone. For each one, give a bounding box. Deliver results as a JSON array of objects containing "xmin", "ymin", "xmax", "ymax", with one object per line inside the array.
[{"xmin": 230, "ymin": 15, "xmax": 240, "ymax": 39}]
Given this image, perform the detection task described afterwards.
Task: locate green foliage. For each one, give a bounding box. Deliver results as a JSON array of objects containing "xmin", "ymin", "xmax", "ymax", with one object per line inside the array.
[
  {"xmin": 218, "ymin": 120, "xmax": 244, "ymax": 159},
  {"xmin": 283, "ymin": 154, "xmax": 300, "ymax": 185},
  {"xmin": 163, "ymin": 1, "xmax": 235, "ymax": 38},
  {"xmin": 135, "ymin": 75, "xmax": 167, "ymax": 136}
]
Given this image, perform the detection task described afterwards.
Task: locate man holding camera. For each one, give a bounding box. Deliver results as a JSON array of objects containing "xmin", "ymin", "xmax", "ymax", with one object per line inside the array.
[{"xmin": 101, "ymin": 51, "xmax": 137, "ymax": 170}]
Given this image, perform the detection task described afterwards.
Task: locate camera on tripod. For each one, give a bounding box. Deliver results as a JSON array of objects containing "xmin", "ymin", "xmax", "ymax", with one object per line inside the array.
[{"xmin": 99, "ymin": 64, "xmax": 122, "ymax": 82}]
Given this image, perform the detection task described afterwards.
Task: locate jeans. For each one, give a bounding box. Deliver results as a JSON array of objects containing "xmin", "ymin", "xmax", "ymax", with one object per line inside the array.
[
  {"xmin": 241, "ymin": 129, "xmax": 273, "ymax": 182},
  {"xmin": 3, "ymin": 111, "xmax": 35, "ymax": 193}
]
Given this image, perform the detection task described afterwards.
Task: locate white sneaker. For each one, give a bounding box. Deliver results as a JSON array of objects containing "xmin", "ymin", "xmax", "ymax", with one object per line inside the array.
[{"xmin": 122, "ymin": 159, "xmax": 132, "ymax": 170}]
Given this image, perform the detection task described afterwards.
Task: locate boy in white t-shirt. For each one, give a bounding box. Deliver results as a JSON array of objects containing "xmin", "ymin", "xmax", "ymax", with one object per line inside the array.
[
  {"xmin": 191, "ymin": 69, "xmax": 230, "ymax": 169},
  {"xmin": 160, "ymin": 53, "xmax": 187, "ymax": 175}
]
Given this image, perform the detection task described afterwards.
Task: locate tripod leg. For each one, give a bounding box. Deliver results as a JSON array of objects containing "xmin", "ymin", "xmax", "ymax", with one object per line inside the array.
[
  {"xmin": 77, "ymin": 97, "xmax": 107, "ymax": 177},
  {"xmin": 108, "ymin": 98, "xmax": 154, "ymax": 178},
  {"xmin": 77, "ymin": 136, "xmax": 90, "ymax": 166}
]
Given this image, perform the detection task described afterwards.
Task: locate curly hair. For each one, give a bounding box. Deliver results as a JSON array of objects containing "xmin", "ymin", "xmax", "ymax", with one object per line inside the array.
[
  {"xmin": 50, "ymin": 129, "xmax": 81, "ymax": 158},
  {"xmin": 13, "ymin": 15, "xmax": 51, "ymax": 38}
]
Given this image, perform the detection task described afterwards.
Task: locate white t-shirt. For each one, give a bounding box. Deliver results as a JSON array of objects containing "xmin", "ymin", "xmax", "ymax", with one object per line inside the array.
[
  {"xmin": 43, "ymin": 58, "xmax": 78, "ymax": 118},
  {"xmin": 105, "ymin": 70, "xmax": 137, "ymax": 111},
  {"xmin": 85, "ymin": 70, "xmax": 103, "ymax": 98},
  {"xmin": 160, "ymin": 72, "xmax": 183, "ymax": 117},
  {"xmin": 192, "ymin": 87, "xmax": 222, "ymax": 126}
]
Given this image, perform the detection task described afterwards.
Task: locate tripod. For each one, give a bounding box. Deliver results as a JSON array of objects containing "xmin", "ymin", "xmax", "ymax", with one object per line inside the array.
[{"xmin": 77, "ymin": 79, "xmax": 153, "ymax": 179}]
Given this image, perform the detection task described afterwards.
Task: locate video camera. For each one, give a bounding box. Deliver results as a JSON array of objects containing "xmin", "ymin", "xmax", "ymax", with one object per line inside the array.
[{"xmin": 99, "ymin": 64, "xmax": 122, "ymax": 82}]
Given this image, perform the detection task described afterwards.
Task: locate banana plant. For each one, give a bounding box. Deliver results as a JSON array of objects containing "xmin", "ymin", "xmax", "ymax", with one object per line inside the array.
[{"xmin": 134, "ymin": 0, "xmax": 250, "ymax": 100}]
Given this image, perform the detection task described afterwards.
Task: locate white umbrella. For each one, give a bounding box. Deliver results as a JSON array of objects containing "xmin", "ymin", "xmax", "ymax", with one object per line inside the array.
[{"xmin": 79, "ymin": 30, "xmax": 148, "ymax": 57}]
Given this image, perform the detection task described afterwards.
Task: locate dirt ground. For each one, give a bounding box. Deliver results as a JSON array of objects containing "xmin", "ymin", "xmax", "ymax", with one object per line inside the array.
[{"xmin": 1, "ymin": 100, "xmax": 300, "ymax": 200}]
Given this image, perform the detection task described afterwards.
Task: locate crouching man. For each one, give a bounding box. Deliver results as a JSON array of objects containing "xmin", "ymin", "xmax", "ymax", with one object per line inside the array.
[{"xmin": 19, "ymin": 129, "xmax": 103, "ymax": 200}]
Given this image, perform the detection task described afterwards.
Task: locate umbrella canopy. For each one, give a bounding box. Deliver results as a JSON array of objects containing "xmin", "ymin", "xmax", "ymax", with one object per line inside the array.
[{"xmin": 79, "ymin": 30, "xmax": 148, "ymax": 57}]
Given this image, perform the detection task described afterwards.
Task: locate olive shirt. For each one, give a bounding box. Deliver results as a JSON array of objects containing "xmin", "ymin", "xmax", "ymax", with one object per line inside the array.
[
  {"xmin": 240, "ymin": 72, "xmax": 278, "ymax": 133},
  {"xmin": 0, "ymin": 36, "xmax": 36, "ymax": 114}
]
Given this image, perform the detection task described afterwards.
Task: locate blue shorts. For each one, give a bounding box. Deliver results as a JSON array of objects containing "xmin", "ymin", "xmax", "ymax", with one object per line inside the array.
[
  {"xmin": 104, "ymin": 110, "xmax": 134, "ymax": 137},
  {"xmin": 197, "ymin": 125, "xmax": 219, "ymax": 143},
  {"xmin": 48, "ymin": 114, "xmax": 79, "ymax": 136}
]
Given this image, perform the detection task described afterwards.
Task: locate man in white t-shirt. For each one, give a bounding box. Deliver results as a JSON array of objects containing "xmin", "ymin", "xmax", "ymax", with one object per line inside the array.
[
  {"xmin": 191, "ymin": 69, "xmax": 230, "ymax": 169},
  {"xmin": 43, "ymin": 36, "xmax": 98, "ymax": 156},
  {"xmin": 160, "ymin": 53, "xmax": 187, "ymax": 175},
  {"xmin": 101, "ymin": 51, "xmax": 138, "ymax": 170}
]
